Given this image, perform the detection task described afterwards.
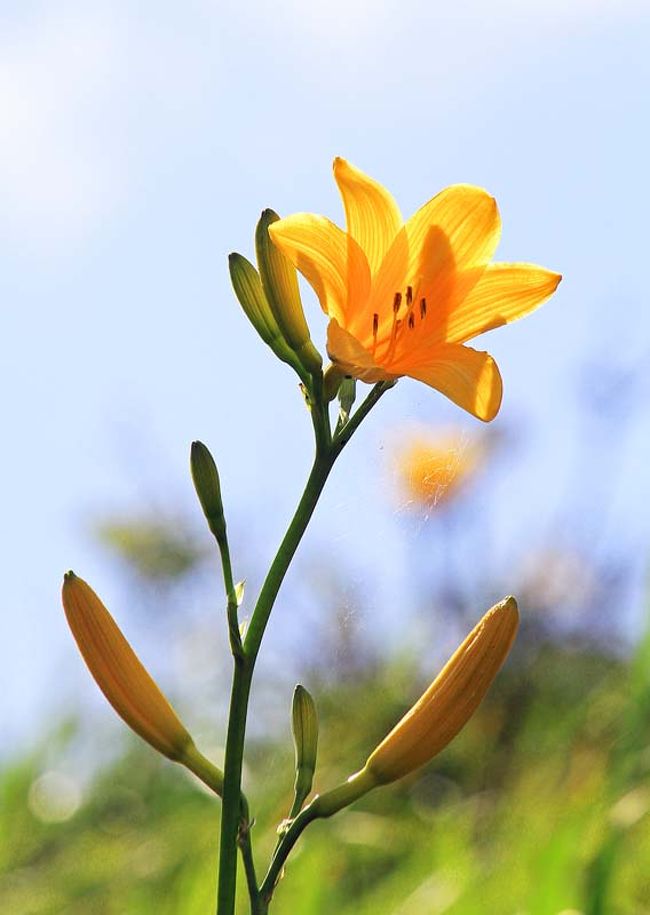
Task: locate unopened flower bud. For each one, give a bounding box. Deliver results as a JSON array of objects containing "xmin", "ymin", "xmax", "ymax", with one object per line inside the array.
[
  {"xmin": 364, "ymin": 596, "xmax": 519, "ymax": 785},
  {"xmin": 61, "ymin": 572, "xmax": 223, "ymax": 794},
  {"xmin": 291, "ymin": 685, "xmax": 319, "ymax": 810},
  {"xmin": 190, "ymin": 440, "xmax": 227, "ymax": 545},
  {"xmin": 228, "ymin": 252, "xmax": 306, "ymax": 378},
  {"xmin": 314, "ymin": 597, "xmax": 518, "ymax": 818},
  {"xmin": 256, "ymin": 209, "xmax": 322, "ymax": 376}
]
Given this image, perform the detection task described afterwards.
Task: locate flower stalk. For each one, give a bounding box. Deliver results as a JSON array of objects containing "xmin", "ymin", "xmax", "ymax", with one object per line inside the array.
[
  {"xmin": 216, "ymin": 380, "xmax": 391, "ymax": 915},
  {"xmin": 61, "ymin": 156, "xmax": 557, "ymax": 915}
]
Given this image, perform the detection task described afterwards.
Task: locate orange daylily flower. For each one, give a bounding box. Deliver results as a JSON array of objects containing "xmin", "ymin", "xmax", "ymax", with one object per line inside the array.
[{"xmin": 269, "ymin": 158, "xmax": 561, "ymax": 421}]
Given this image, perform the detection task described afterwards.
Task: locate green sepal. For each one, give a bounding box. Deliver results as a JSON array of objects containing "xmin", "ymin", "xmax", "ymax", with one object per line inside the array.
[{"xmin": 256, "ymin": 209, "xmax": 323, "ymax": 376}]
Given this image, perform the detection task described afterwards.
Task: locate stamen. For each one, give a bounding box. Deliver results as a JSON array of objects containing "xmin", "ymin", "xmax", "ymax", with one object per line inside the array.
[
  {"xmin": 406, "ymin": 285, "xmax": 413, "ymax": 306},
  {"xmin": 408, "ymin": 313, "xmax": 415, "ymax": 330},
  {"xmin": 420, "ymin": 298, "xmax": 427, "ymax": 319},
  {"xmin": 372, "ymin": 313, "xmax": 379, "ymax": 337},
  {"xmin": 393, "ymin": 292, "xmax": 402, "ymax": 314}
]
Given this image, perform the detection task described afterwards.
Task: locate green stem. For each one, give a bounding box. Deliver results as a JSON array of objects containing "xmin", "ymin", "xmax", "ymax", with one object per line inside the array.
[
  {"xmin": 216, "ymin": 380, "xmax": 390, "ymax": 915},
  {"xmin": 217, "ymin": 455, "xmax": 335, "ymax": 915},
  {"xmin": 260, "ymin": 803, "xmax": 319, "ymax": 904},
  {"xmin": 244, "ymin": 454, "xmax": 335, "ymax": 664},
  {"xmin": 238, "ymin": 820, "xmax": 262, "ymax": 914},
  {"xmin": 260, "ymin": 770, "xmax": 375, "ymax": 903},
  {"xmin": 331, "ymin": 381, "xmax": 394, "ymax": 454},
  {"xmin": 217, "ymin": 532, "xmax": 244, "ymax": 661},
  {"xmin": 182, "ymin": 743, "xmax": 225, "ymax": 797},
  {"xmin": 217, "ymin": 657, "xmax": 253, "ymax": 914}
]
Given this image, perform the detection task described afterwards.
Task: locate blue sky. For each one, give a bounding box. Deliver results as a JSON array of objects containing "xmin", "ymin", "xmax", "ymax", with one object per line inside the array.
[{"xmin": 2, "ymin": 0, "xmax": 649, "ymax": 753}]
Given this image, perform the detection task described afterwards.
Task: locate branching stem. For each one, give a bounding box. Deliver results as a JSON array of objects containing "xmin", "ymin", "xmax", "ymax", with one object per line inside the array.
[{"xmin": 215, "ymin": 381, "xmax": 392, "ymax": 914}]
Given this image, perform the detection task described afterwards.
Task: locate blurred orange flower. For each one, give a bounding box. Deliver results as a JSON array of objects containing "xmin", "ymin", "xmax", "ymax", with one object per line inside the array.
[
  {"xmin": 270, "ymin": 158, "xmax": 561, "ymax": 421},
  {"xmin": 396, "ymin": 428, "xmax": 487, "ymax": 509}
]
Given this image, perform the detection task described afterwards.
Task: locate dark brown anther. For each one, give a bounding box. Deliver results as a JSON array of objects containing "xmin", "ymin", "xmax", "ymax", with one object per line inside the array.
[
  {"xmin": 420, "ymin": 298, "xmax": 427, "ymax": 319},
  {"xmin": 372, "ymin": 313, "xmax": 379, "ymax": 336},
  {"xmin": 408, "ymin": 313, "xmax": 415, "ymax": 330},
  {"xmin": 406, "ymin": 285, "xmax": 413, "ymax": 306},
  {"xmin": 393, "ymin": 292, "xmax": 402, "ymax": 314}
]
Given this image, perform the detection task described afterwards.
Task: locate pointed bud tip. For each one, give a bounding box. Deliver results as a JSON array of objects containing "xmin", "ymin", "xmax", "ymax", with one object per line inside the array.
[
  {"xmin": 487, "ymin": 595, "xmax": 519, "ymax": 634},
  {"xmin": 499, "ymin": 594, "xmax": 519, "ymax": 617},
  {"xmin": 63, "ymin": 570, "xmax": 76, "ymax": 582},
  {"xmin": 260, "ymin": 208, "xmax": 279, "ymax": 223}
]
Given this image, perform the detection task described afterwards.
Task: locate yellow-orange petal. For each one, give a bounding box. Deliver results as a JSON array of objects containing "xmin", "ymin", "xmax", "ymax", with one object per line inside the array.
[
  {"xmin": 326, "ymin": 319, "xmax": 394, "ymax": 383},
  {"xmin": 402, "ymin": 343, "xmax": 503, "ymax": 422},
  {"xmin": 404, "ymin": 184, "xmax": 501, "ymax": 283},
  {"xmin": 62, "ymin": 572, "xmax": 194, "ymax": 761},
  {"xmin": 366, "ymin": 225, "xmax": 411, "ymax": 332},
  {"xmin": 333, "ymin": 158, "xmax": 403, "ymax": 277},
  {"xmin": 442, "ymin": 263, "xmax": 562, "ymax": 345},
  {"xmin": 363, "ymin": 596, "xmax": 519, "ymax": 784},
  {"xmin": 269, "ymin": 213, "xmax": 370, "ymax": 326}
]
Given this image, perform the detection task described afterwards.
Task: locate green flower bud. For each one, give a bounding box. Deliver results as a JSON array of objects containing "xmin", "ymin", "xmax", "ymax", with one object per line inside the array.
[
  {"xmin": 190, "ymin": 441, "xmax": 227, "ymax": 545},
  {"xmin": 338, "ymin": 376, "xmax": 356, "ymax": 423},
  {"xmin": 228, "ymin": 253, "xmax": 306, "ymax": 379},
  {"xmin": 256, "ymin": 209, "xmax": 323, "ymax": 376},
  {"xmin": 291, "ymin": 685, "xmax": 319, "ymax": 811}
]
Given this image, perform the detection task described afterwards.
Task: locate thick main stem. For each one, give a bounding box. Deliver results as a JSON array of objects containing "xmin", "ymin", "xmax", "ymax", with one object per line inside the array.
[
  {"xmin": 216, "ymin": 383, "xmax": 390, "ymax": 915},
  {"xmin": 217, "ymin": 658, "xmax": 254, "ymax": 914},
  {"xmin": 244, "ymin": 453, "xmax": 335, "ymax": 665},
  {"xmin": 216, "ymin": 451, "xmax": 335, "ymax": 915}
]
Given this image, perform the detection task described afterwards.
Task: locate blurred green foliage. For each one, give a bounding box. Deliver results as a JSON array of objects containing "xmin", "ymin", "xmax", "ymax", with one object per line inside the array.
[
  {"xmin": 3, "ymin": 623, "xmax": 650, "ymax": 914},
  {"xmin": 7, "ymin": 411, "xmax": 649, "ymax": 913}
]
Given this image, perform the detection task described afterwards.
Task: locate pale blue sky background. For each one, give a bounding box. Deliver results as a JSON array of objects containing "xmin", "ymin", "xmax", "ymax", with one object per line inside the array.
[{"xmin": 2, "ymin": 0, "xmax": 649, "ymax": 754}]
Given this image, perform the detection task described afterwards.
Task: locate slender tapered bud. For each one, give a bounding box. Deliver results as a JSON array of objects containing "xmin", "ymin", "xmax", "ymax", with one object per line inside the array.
[
  {"xmin": 190, "ymin": 440, "xmax": 227, "ymax": 544},
  {"xmin": 364, "ymin": 596, "xmax": 519, "ymax": 785},
  {"xmin": 314, "ymin": 597, "xmax": 519, "ymax": 819},
  {"xmin": 338, "ymin": 376, "xmax": 356, "ymax": 423},
  {"xmin": 61, "ymin": 572, "xmax": 223, "ymax": 795},
  {"xmin": 291, "ymin": 685, "xmax": 319, "ymax": 811},
  {"xmin": 323, "ymin": 363, "xmax": 345, "ymax": 401},
  {"xmin": 228, "ymin": 252, "xmax": 306, "ymax": 378},
  {"xmin": 256, "ymin": 209, "xmax": 322, "ymax": 375}
]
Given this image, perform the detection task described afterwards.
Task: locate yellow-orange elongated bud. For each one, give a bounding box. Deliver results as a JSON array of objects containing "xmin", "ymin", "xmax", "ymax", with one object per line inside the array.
[
  {"xmin": 363, "ymin": 596, "xmax": 519, "ymax": 785},
  {"xmin": 61, "ymin": 572, "xmax": 223, "ymax": 794},
  {"xmin": 314, "ymin": 597, "xmax": 519, "ymax": 820}
]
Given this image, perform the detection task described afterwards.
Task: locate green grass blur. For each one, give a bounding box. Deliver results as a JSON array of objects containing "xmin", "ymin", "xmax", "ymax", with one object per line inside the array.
[
  {"xmin": 3, "ymin": 614, "xmax": 650, "ymax": 914},
  {"xmin": 4, "ymin": 411, "xmax": 649, "ymax": 914}
]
